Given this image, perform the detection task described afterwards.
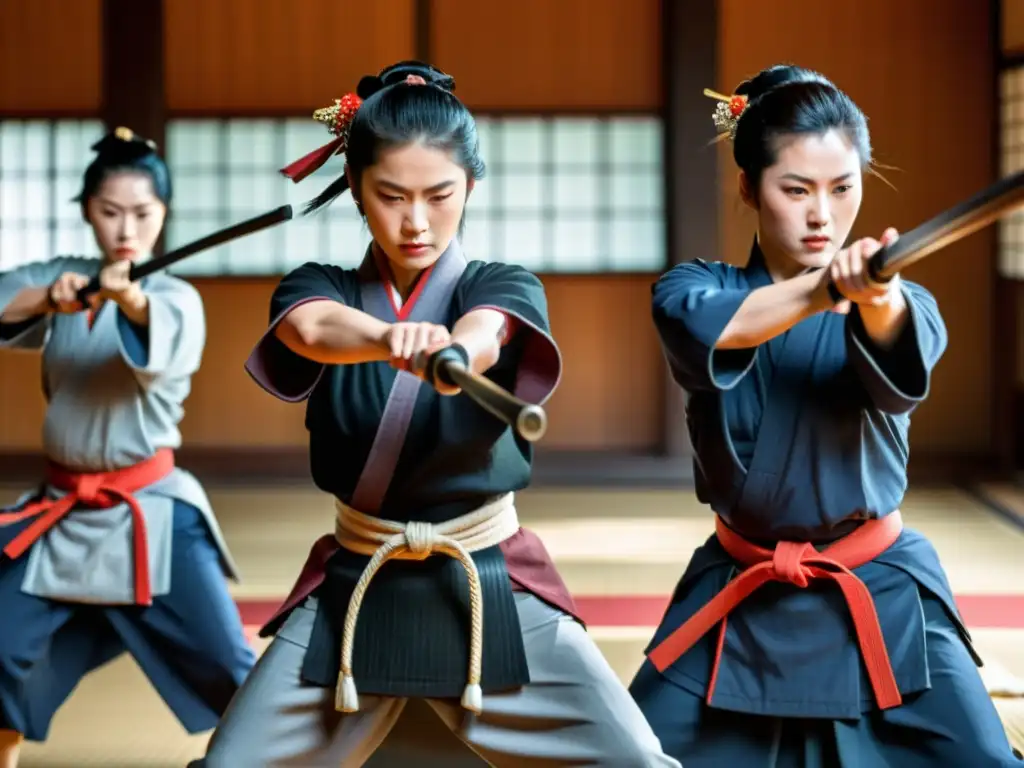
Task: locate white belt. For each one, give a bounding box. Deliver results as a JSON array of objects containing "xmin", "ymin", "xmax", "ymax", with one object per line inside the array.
[{"xmin": 333, "ymin": 492, "xmax": 520, "ymax": 715}]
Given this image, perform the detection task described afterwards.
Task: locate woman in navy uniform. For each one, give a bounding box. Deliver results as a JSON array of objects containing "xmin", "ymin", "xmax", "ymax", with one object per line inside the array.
[{"xmin": 630, "ymin": 64, "xmax": 1022, "ymax": 766}]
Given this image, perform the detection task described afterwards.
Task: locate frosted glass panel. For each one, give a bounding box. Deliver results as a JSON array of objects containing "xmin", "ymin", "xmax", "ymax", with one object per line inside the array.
[
  {"xmin": 553, "ymin": 219, "xmax": 601, "ymax": 272},
  {"xmin": 55, "ymin": 122, "xmax": 100, "ymax": 168},
  {"xmin": 54, "ymin": 175, "xmax": 85, "ymax": 214},
  {"xmin": 554, "ymin": 173, "xmax": 599, "ymax": 211},
  {"xmin": 163, "ymin": 115, "xmax": 665, "ymax": 275},
  {"xmin": 226, "ymin": 120, "xmax": 277, "ymax": 165},
  {"xmin": 610, "ymin": 216, "xmax": 665, "ymax": 271},
  {"xmin": 498, "ymin": 119, "xmax": 545, "ymax": 169},
  {"xmin": 167, "ymin": 121, "xmax": 221, "ymax": 169},
  {"xmin": 552, "ymin": 120, "xmax": 598, "ymax": 167},
  {"xmin": 0, "ymin": 124, "xmax": 26, "ymax": 170},
  {"xmin": 610, "ymin": 118, "xmax": 662, "ymax": 167},
  {"xmin": 474, "ymin": 118, "xmax": 495, "ymax": 160},
  {"xmin": 0, "ymin": 119, "xmax": 104, "ymax": 271},
  {"xmin": 283, "ymin": 218, "xmax": 325, "ymax": 265},
  {"xmin": 460, "ymin": 216, "xmax": 494, "ymax": 263},
  {"xmin": 466, "ymin": 176, "xmax": 494, "ymax": 212},
  {"xmin": 22, "ymin": 227, "xmax": 50, "ymax": 263},
  {"xmin": 22, "ymin": 125, "xmax": 50, "ymax": 172},
  {"xmin": 503, "ymin": 218, "xmax": 545, "ymax": 272},
  {"xmin": 610, "ymin": 171, "xmax": 663, "ymax": 211},
  {"xmin": 224, "ymin": 227, "xmax": 280, "ymax": 273},
  {"xmin": 227, "ymin": 173, "xmax": 278, "ymax": 211},
  {"xmin": 0, "ymin": 179, "xmax": 23, "ymax": 220},
  {"xmin": 164, "ymin": 211, "xmax": 220, "ymax": 251},
  {"xmin": 500, "ymin": 174, "xmax": 544, "ymax": 211},
  {"xmin": 22, "ymin": 179, "xmax": 52, "ymax": 222},
  {"xmin": 173, "ymin": 174, "xmax": 222, "ymax": 212},
  {"xmin": 327, "ymin": 218, "xmax": 372, "ymax": 263},
  {"xmin": 999, "ymin": 67, "xmax": 1024, "ymax": 277},
  {"xmin": 55, "ymin": 226, "xmax": 95, "ymax": 255}
]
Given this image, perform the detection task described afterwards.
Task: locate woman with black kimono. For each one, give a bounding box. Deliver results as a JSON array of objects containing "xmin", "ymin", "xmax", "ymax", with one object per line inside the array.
[{"xmin": 191, "ymin": 61, "xmax": 680, "ymax": 767}]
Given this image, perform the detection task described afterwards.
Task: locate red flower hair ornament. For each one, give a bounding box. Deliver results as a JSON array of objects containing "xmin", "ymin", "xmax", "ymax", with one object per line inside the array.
[
  {"xmin": 704, "ymin": 88, "xmax": 748, "ymax": 142},
  {"xmin": 280, "ymin": 74, "xmax": 430, "ymax": 183}
]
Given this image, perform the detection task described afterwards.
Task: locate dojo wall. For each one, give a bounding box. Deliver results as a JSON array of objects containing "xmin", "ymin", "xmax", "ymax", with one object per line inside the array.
[
  {"xmin": 0, "ymin": 0, "xmax": 999, "ymax": 472},
  {"xmin": 1000, "ymin": 0, "xmax": 1024, "ymax": 467}
]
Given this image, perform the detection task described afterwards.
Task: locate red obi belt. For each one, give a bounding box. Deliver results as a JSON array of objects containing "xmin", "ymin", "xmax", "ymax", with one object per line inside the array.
[
  {"xmin": 0, "ymin": 448, "xmax": 174, "ymax": 605},
  {"xmin": 647, "ymin": 512, "xmax": 905, "ymax": 710}
]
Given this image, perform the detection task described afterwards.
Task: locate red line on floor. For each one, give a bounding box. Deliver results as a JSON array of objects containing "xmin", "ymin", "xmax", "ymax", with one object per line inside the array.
[{"xmin": 235, "ymin": 593, "xmax": 1024, "ymax": 630}]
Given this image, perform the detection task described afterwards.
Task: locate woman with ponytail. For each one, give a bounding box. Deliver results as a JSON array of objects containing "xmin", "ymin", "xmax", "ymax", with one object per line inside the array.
[{"xmin": 192, "ymin": 61, "xmax": 680, "ymax": 767}]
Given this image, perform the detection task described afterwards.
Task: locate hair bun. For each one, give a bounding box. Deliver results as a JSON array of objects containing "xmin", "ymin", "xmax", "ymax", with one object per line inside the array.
[
  {"xmin": 356, "ymin": 75, "xmax": 385, "ymax": 100},
  {"xmin": 91, "ymin": 126, "xmax": 158, "ymax": 161},
  {"xmin": 735, "ymin": 64, "xmax": 831, "ymax": 105},
  {"xmin": 378, "ymin": 60, "xmax": 456, "ymax": 93}
]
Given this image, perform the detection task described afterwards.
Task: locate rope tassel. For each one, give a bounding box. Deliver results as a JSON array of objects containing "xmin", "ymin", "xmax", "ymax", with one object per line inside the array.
[{"xmin": 332, "ymin": 498, "xmax": 519, "ymax": 715}]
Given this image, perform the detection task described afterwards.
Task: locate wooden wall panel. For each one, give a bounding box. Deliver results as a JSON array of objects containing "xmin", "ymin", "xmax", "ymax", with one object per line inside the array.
[
  {"xmin": 718, "ymin": 0, "xmax": 994, "ymax": 455},
  {"xmin": 0, "ymin": 0, "xmax": 101, "ymax": 113},
  {"xmin": 1004, "ymin": 0, "xmax": 1024, "ymax": 55},
  {"xmin": 0, "ymin": 277, "xmax": 663, "ymax": 453},
  {"xmin": 431, "ymin": 0, "xmax": 661, "ymax": 111},
  {"xmin": 0, "ymin": 353, "xmax": 46, "ymax": 451},
  {"xmin": 164, "ymin": 0, "xmax": 416, "ymax": 112}
]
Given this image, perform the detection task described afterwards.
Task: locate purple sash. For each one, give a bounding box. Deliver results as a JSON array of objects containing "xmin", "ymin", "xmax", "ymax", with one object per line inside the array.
[{"xmin": 348, "ymin": 241, "xmax": 467, "ymax": 514}]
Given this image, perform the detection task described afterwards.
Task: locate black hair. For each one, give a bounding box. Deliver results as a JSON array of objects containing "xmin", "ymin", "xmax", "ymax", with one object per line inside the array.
[
  {"xmin": 76, "ymin": 127, "xmax": 172, "ymax": 217},
  {"xmin": 731, "ymin": 65, "xmax": 872, "ymax": 191},
  {"xmin": 303, "ymin": 60, "xmax": 485, "ymax": 215}
]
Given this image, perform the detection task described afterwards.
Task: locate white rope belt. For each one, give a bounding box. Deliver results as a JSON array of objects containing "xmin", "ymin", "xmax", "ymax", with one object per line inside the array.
[{"xmin": 333, "ymin": 492, "xmax": 519, "ymax": 715}]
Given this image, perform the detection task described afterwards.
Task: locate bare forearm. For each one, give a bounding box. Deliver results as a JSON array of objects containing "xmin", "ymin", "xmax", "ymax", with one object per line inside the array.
[
  {"xmin": 115, "ymin": 292, "xmax": 150, "ymax": 327},
  {"xmin": 717, "ymin": 271, "xmax": 828, "ymax": 350},
  {"xmin": 276, "ymin": 301, "xmax": 391, "ymax": 364},
  {"xmin": 858, "ymin": 288, "xmax": 909, "ymax": 349},
  {"xmin": 0, "ymin": 286, "xmax": 50, "ymax": 325},
  {"xmin": 451, "ymin": 309, "xmax": 505, "ymax": 372}
]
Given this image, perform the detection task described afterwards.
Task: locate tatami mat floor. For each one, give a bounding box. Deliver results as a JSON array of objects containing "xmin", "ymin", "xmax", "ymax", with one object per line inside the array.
[{"xmin": 1, "ymin": 483, "xmax": 1022, "ymax": 766}]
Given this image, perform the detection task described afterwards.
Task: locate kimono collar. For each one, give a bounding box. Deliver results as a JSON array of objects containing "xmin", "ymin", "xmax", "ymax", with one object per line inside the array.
[
  {"xmin": 742, "ymin": 237, "xmax": 818, "ymax": 289},
  {"xmin": 742, "ymin": 237, "xmax": 775, "ymax": 290},
  {"xmin": 357, "ymin": 238, "xmax": 466, "ymax": 318}
]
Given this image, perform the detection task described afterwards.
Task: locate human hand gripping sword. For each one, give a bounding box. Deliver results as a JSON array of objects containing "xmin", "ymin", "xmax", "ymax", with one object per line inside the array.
[
  {"xmin": 74, "ymin": 205, "xmax": 294, "ymax": 304},
  {"xmin": 424, "ymin": 344, "xmax": 548, "ymax": 443},
  {"xmin": 825, "ymin": 170, "xmax": 1024, "ymax": 303}
]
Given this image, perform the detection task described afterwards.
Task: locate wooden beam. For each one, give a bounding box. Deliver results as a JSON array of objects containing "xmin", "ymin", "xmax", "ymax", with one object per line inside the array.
[
  {"xmin": 101, "ymin": 0, "xmax": 166, "ymax": 253},
  {"xmin": 416, "ymin": 0, "xmax": 432, "ymax": 63},
  {"xmin": 661, "ymin": 0, "xmax": 717, "ymax": 460},
  {"xmin": 101, "ymin": 0, "xmax": 165, "ymax": 147}
]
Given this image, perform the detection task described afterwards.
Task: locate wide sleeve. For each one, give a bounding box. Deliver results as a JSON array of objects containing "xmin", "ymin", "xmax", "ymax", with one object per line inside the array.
[
  {"xmin": 845, "ymin": 280, "xmax": 947, "ymax": 415},
  {"xmin": 650, "ymin": 260, "xmax": 758, "ymax": 392},
  {"xmin": 243, "ymin": 262, "xmax": 347, "ymax": 402},
  {"xmin": 0, "ymin": 258, "xmax": 70, "ymax": 351},
  {"xmin": 114, "ymin": 276, "xmax": 205, "ymax": 386},
  {"xmin": 457, "ymin": 262, "xmax": 561, "ymax": 405}
]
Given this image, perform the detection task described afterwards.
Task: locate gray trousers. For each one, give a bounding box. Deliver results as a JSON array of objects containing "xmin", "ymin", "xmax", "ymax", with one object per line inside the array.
[{"xmin": 197, "ymin": 593, "xmax": 681, "ymax": 767}]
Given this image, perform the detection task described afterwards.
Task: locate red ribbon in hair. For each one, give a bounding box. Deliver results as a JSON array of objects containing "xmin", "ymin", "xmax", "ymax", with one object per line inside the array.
[
  {"xmin": 280, "ymin": 136, "xmax": 346, "ymax": 183},
  {"xmin": 280, "ymin": 92, "xmax": 363, "ymax": 183}
]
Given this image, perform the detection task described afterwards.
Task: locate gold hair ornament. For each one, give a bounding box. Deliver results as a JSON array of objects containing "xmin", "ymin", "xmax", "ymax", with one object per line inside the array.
[
  {"xmin": 112, "ymin": 125, "xmax": 157, "ymax": 150},
  {"xmin": 312, "ymin": 93, "xmax": 364, "ymax": 140},
  {"xmin": 704, "ymin": 89, "xmax": 748, "ymax": 141}
]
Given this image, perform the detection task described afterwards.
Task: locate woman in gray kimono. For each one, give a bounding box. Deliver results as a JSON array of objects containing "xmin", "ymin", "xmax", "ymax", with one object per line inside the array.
[{"xmin": 0, "ymin": 127, "xmax": 255, "ymax": 768}]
